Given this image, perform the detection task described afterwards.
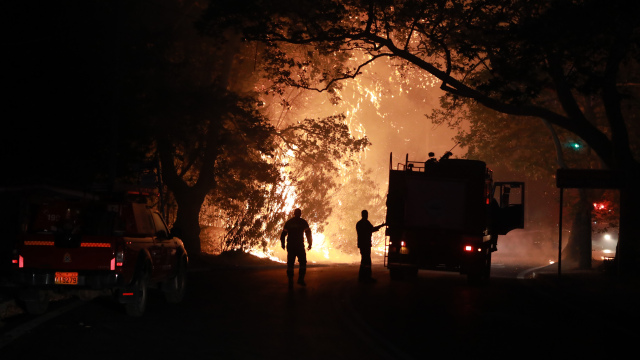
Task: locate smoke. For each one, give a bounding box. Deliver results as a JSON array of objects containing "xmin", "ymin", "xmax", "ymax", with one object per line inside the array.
[
  {"xmin": 337, "ymin": 59, "xmax": 464, "ymax": 187},
  {"xmin": 491, "ymin": 228, "xmax": 558, "ymax": 267}
]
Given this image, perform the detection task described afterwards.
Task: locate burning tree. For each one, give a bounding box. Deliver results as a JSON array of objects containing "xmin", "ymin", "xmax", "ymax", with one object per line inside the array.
[
  {"xmin": 199, "ymin": 0, "xmax": 640, "ymax": 277},
  {"xmin": 116, "ymin": 0, "xmax": 373, "ymax": 256},
  {"xmin": 204, "ymin": 114, "xmax": 370, "ymax": 254}
]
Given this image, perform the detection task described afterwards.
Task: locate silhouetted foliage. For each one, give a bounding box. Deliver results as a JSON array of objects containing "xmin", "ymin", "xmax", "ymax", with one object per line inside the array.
[
  {"xmin": 117, "ymin": 1, "xmax": 372, "ymax": 255},
  {"xmin": 199, "ymin": 0, "xmax": 640, "ymax": 276}
]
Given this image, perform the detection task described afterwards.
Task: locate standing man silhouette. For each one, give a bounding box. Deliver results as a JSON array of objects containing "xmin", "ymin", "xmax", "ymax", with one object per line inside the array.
[
  {"xmin": 281, "ymin": 208, "xmax": 313, "ymax": 289},
  {"xmin": 356, "ymin": 210, "xmax": 385, "ymax": 283}
]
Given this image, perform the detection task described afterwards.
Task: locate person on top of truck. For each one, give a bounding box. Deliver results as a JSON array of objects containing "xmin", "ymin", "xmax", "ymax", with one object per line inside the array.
[{"xmin": 356, "ymin": 210, "xmax": 385, "ymax": 283}]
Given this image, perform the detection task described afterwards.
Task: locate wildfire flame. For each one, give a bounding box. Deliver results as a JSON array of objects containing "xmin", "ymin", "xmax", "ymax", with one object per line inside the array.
[{"xmin": 207, "ymin": 51, "xmax": 443, "ymax": 264}]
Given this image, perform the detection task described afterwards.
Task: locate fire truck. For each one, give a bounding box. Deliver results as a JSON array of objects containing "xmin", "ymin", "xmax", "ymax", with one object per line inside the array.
[{"xmin": 384, "ymin": 153, "xmax": 524, "ymax": 282}]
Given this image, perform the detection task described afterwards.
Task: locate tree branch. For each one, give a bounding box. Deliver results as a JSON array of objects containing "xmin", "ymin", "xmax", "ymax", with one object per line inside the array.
[{"xmin": 365, "ymin": 32, "xmax": 615, "ymax": 167}]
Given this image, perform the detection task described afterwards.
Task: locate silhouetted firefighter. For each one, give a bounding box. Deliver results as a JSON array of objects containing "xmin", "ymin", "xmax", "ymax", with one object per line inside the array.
[
  {"xmin": 281, "ymin": 208, "xmax": 313, "ymax": 289},
  {"xmin": 356, "ymin": 210, "xmax": 385, "ymax": 283}
]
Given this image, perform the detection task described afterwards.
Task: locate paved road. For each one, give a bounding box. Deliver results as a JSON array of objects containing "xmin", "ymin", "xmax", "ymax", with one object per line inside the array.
[{"xmin": 1, "ymin": 263, "xmax": 639, "ymax": 359}]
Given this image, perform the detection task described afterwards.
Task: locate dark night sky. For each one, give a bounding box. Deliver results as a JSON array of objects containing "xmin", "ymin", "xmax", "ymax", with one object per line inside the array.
[{"xmin": 6, "ymin": 2, "xmax": 118, "ymax": 188}]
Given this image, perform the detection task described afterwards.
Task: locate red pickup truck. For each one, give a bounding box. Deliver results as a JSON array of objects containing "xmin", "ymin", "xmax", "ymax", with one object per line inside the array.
[{"xmin": 9, "ymin": 187, "xmax": 188, "ymax": 316}]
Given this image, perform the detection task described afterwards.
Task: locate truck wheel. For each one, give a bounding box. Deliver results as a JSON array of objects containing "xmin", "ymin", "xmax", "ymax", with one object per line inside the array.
[
  {"xmin": 24, "ymin": 290, "xmax": 49, "ymax": 315},
  {"xmin": 163, "ymin": 258, "xmax": 187, "ymax": 303},
  {"xmin": 125, "ymin": 269, "xmax": 148, "ymax": 317}
]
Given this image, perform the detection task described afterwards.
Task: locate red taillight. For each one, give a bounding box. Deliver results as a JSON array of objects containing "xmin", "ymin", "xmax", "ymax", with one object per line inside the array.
[
  {"xmin": 115, "ymin": 248, "xmax": 124, "ymax": 267},
  {"xmin": 464, "ymin": 245, "xmax": 483, "ymax": 252},
  {"xmin": 12, "ymin": 256, "xmax": 24, "ymax": 268},
  {"xmin": 399, "ymin": 240, "xmax": 410, "ymax": 254},
  {"xmin": 11, "ymin": 248, "xmax": 23, "ymax": 268}
]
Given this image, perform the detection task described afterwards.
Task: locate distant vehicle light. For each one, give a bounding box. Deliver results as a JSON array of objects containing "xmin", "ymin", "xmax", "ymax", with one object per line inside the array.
[{"xmin": 464, "ymin": 245, "xmax": 473, "ymax": 252}]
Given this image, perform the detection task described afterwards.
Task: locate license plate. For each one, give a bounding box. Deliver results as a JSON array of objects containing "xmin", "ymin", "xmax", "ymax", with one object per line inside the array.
[{"xmin": 55, "ymin": 272, "xmax": 78, "ymax": 285}]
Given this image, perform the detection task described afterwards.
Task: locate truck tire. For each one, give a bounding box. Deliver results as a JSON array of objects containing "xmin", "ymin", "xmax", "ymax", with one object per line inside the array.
[
  {"xmin": 163, "ymin": 258, "xmax": 187, "ymax": 303},
  {"xmin": 125, "ymin": 267, "xmax": 149, "ymax": 317}
]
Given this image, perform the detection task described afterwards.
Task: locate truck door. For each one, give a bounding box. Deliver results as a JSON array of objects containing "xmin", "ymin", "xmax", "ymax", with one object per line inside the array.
[{"xmin": 493, "ymin": 182, "xmax": 525, "ymax": 235}]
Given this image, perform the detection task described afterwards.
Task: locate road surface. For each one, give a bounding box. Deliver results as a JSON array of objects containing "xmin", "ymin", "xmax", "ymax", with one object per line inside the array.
[{"xmin": 1, "ymin": 262, "xmax": 638, "ymax": 359}]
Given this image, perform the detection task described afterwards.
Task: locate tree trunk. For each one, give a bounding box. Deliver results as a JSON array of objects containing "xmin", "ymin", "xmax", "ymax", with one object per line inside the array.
[
  {"xmin": 615, "ymin": 166, "xmax": 640, "ymax": 279},
  {"xmin": 563, "ymin": 189, "xmax": 593, "ymax": 269},
  {"xmin": 171, "ymin": 189, "xmax": 206, "ymax": 256},
  {"xmin": 157, "ymin": 137, "xmax": 217, "ymax": 258}
]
